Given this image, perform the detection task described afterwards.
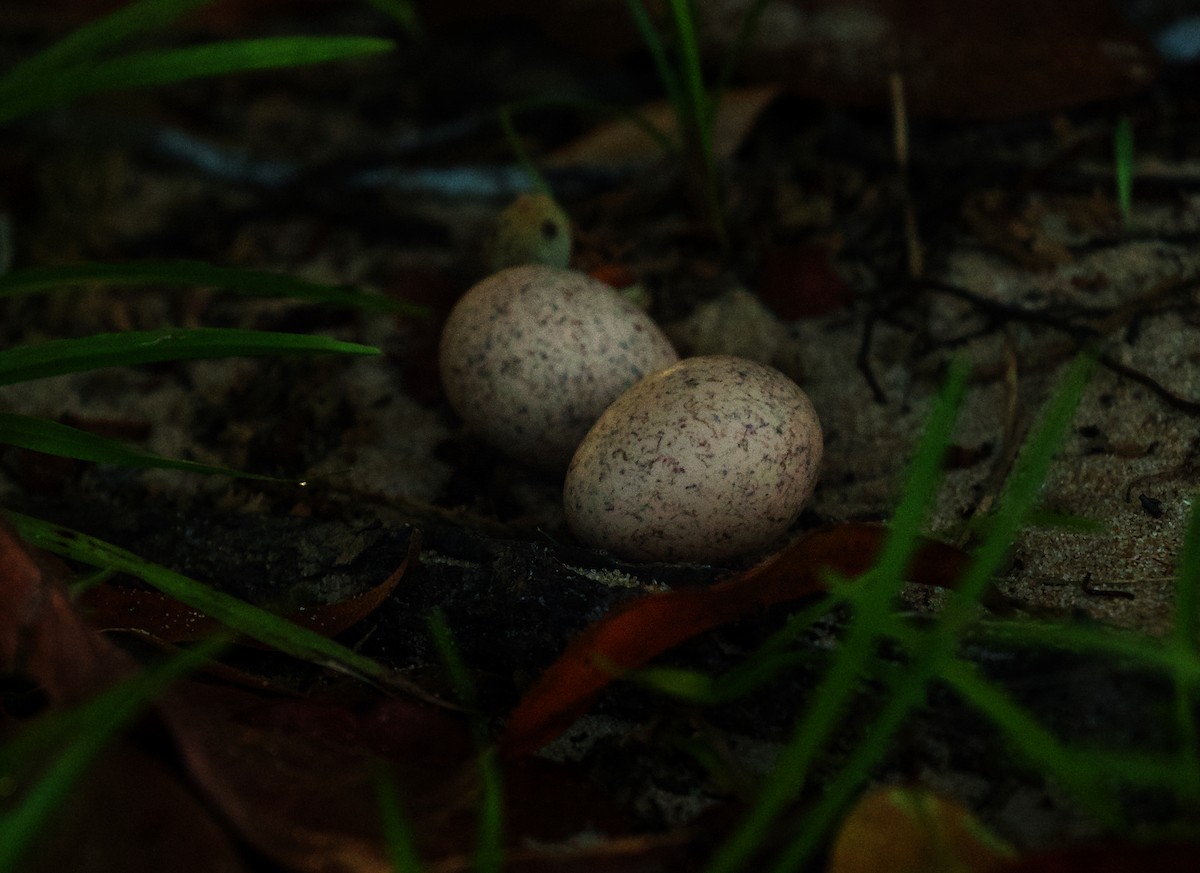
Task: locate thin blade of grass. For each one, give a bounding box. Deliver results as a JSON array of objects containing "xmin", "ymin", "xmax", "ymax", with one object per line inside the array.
[
  {"xmin": 974, "ymin": 619, "xmax": 1200, "ymax": 682},
  {"xmin": 666, "ymin": 0, "xmax": 713, "ymax": 156},
  {"xmin": 1115, "ymin": 115, "xmax": 1134, "ymax": 226},
  {"xmin": 1176, "ymin": 499, "xmax": 1200, "ymax": 649},
  {"xmin": 0, "ymin": 413, "xmax": 281, "ymax": 479},
  {"xmin": 372, "ymin": 764, "xmax": 427, "ymax": 873},
  {"xmin": 0, "ymin": 261, "xmax": 423, "ymax": 315},
  {"xmin": 0, "ymin": 327, "xmax": 377, "ymax": 386},
  {"xmin": 0, "ymin": 36, "xmax": 393, "ymax": 123},
  {"xmin": 0, "ymin": 0, "xmax": 211, "ymax": 91},
  {"xmin": 705, "ymin": 358, "xmax": 971, "ymax": 873},
  {"xmin": 766, "ymin": 354, "xmax": 1095, "ymax": 873},
  {"xmin": 0, "ymin": 636, "xmax": 226, "ymax": 873},
  {"xmin": 624, "ymin": 0, "xmax": 684, "ymax": 113},
  {"xmin": 427, "ymin": 609, "xmax": 504, "ymax": 873},
  {"xmin": 6, "ymin": 512, "xmax": 406, "ymax": 689},
  {"xmin": 362, "ymin": 0, "xmax": 421, "ymax": 35},
  {"xmin": 1172, "ymin": 500, "xmax": 1200, "ymax": 796}
]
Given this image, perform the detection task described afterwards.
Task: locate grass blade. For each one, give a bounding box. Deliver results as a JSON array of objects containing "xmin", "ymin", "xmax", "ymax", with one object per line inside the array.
[
  {"xmin": 0, "ymin": 413, "xmax": 281, "ymax": 479},
  {"xmin": 1114, "ymin": 115, "xmax": 1134, "ymax": 226},
  {"xmin": 427, "ymin": 610, "xmax": 504, "ymax": 873},
  {"xmin": 0, "ymin": 636, "xmax": 226, "ymax": 873},
  {"xmin": 624, "ymin": 0, "xmax": 684, "ymax": 114},
  {"xmin": 0, "ymin": 261, "xmax": 424, "ymax": 315},
  {"xmin": 767, "ymin": 354, "xmax": 1094, "ymax": 873},
  {"xmin": 0, "ymin": 0, "xmax": 210, "ymax": 91},
  {"xmin": 705, "ymin": 358, "xmax": 972, "ymax": 873},
  {"xmin": 7, "ymin": 512, "xmax": 405, "ymax": 688},
  {"xmin": 373, "ymin": 765, "xmax": 427, "ymax": 873},
  {"xmin": 0, "ymin": 327, "xmax": 378, "ymax": 386},
  {"xmin": 362, "ymin": 0, "xmax": 422, "ymax": 35},
  {"xmin": 0, "ymin": 36, "xmax": 394, "ymax": 123}
]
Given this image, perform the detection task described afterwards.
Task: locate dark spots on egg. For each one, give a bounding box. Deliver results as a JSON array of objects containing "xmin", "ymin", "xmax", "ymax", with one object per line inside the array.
[{"xmin": 564, "ymin": 355, "xmax": 823, "ymax": 563}]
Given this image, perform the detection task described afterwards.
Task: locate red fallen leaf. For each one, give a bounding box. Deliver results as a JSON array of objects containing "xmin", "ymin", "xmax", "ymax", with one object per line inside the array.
[
  {"xmin": 0, "ymin": 517, "xmax": 133, "ymax": 704},
  {"xmin": 500, "ymin": 523, "xmax": 969, "ymax": 757},
  {"xmin": 989, "ymin": 841, "xmax": 1200, "ymax": 873},
  {"xmin": 429, "ymin": 0, "xmax": 1156, "ymax": 120},
  {"xmin": 80, "ymin": 532, "xmax": 419, "ymax": 643},
  {"xmin": 589, "ymin": 263, "xmax": 638, "ymax": 290},
  {"xmin": 758, "ymin": 243, "xmax": 853, "ymax": 320}
]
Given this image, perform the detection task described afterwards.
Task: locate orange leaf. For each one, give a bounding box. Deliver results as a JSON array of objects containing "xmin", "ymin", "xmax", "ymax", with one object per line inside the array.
[
  {"xmin": 546, "ymin": 85, "xmax": 779, "ymax": 168},
  {"xmin": 827, "ymin": 786, "xmax": 1016, "ymax": 873},
  {"xmin": 500, "ymin": 523, "xmax": 969, "ymax": 757}
]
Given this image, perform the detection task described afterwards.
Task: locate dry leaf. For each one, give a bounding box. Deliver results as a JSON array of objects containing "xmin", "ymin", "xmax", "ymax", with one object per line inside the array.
[
  {"xmin": 546, "ymin": 85, "xmax": 780, "ymax": 168},
  {"xmin": 827, "ymin": 785, "xmax": 1015, "ymax": 873}
]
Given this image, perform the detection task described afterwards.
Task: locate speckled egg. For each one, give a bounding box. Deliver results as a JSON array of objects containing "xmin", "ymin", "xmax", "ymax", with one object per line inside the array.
[
  {"xmin": 564, "ymin": 355, "xmax": 822, "ymax": 563},
  {"xmin": 439, "ymin": 264, "xmax": 679, "ymax": 470}
]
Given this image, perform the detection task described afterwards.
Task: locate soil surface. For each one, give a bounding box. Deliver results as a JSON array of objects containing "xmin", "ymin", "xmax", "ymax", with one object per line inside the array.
[{"xmin": 3, "ymin": 1, "xmax": 1200, "ymax": 864}]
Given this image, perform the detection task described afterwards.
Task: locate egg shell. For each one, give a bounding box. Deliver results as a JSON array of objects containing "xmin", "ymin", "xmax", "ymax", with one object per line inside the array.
[
  {"xmin": 564, "ymin": 355, "xmax": 823, "ymax": 563},
  {"xmin": 439, "ymin": 264, "xmax": 678, "ymax": 470}
]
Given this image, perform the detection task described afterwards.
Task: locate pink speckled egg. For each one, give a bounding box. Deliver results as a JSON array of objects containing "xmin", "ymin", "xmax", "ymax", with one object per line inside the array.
[
  {"xmin": 439, "ymin": 265, "xmax": 678, "ymax": 470},
  {"xmin": 564, "ymin": 356, "xmax": 822, "ymax": 563}
]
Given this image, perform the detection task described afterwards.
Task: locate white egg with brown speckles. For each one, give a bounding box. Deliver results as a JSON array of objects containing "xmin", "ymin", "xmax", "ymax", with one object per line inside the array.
[
  {"xmin": 564, "ymin": 355, "xmax": 822, "ymax": 563},
  {"xmin": 439, "ymin": 265, "xmax": 678, "ymax": 470}
]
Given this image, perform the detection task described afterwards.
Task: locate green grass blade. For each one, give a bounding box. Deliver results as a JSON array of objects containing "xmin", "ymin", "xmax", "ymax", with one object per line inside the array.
[
  {"xmin": 0, "ymin": 0, "xmax": 211, "ymax": 91},
  {"xmin": 949, "ymin": 354, "xmax": 1093, "ymax": 616},
  {"xmin": 907, "ymin": 633, "xmax": 1120, "ymax": 821},
  {"xmin": 666, "ymin": 0, "xmax": 712, "ymax": 155},
  {"xmin": 362, "ymin": 0, "xmax": 422, "ymax": 35},
  {"xmin": 372, "ymin": 765, "xmax": 427, "ymax": 873},
  {"xmin": 714, "ymin": 0, "xmax": 770, "ymax": 95},
  {"xmin": 0, "ymin": 261, "xmax": 424, "ymax": 315},
  {"xmin": 0, "ymin": 327, "xmax": 378, "ymax": 386},
  {"xmin": 974, "ymin": 619, "xmax": 1200, "ymax": 683},
  {"xmin": 705, "ymin": 358, "xmax": 971, "ymax": 873},
  {"xmin": 0, "ymin": 413, "xmax": 282, "ymax": 479},
  {"xmin": 0, "ymin": 36, "xmax": 394, "ymax": 123},
  {"xmin": 624, "ymin": 0, "xmax": 684, "ymax": 112},
  {"xmin": 427, "ymin": 610, "xmax": 504, "ymax": 873},
  {"xmin": 767, "ymin": 354, "xmax": 1095, "ymax": 873},
  {"xmin": 1115, "ymin": 115, "xmax": 1134, "ymax": 227},
  {"xmin": 0, "ymin": 636, "xmax": 226, "ymax": 873},
  {"xmin": 6, "ymin": 512, "xmax": 402, "ymax": 687},
  {"xmin": 1172, "ymin": 501, "xmax": 1200, "ymax": 795},
  {"xmin": 1176, "ymin": 499, "xmax": 1200, "ymax": 650}
]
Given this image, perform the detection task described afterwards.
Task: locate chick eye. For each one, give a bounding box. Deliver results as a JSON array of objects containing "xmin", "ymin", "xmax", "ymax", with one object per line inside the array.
[{"xmin": 541, "ymin": 219, "xmax": 559, "ymax": 240}]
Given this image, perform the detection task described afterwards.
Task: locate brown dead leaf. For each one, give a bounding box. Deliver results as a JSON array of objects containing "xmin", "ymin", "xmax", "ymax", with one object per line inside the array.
[
  {"xmin": 827, "ymin": 785, "xmax": 1016, "ymax": 873},
  {"xmin": 546, "ymin": 86, "xmax": 780, "ymax": 168}
]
